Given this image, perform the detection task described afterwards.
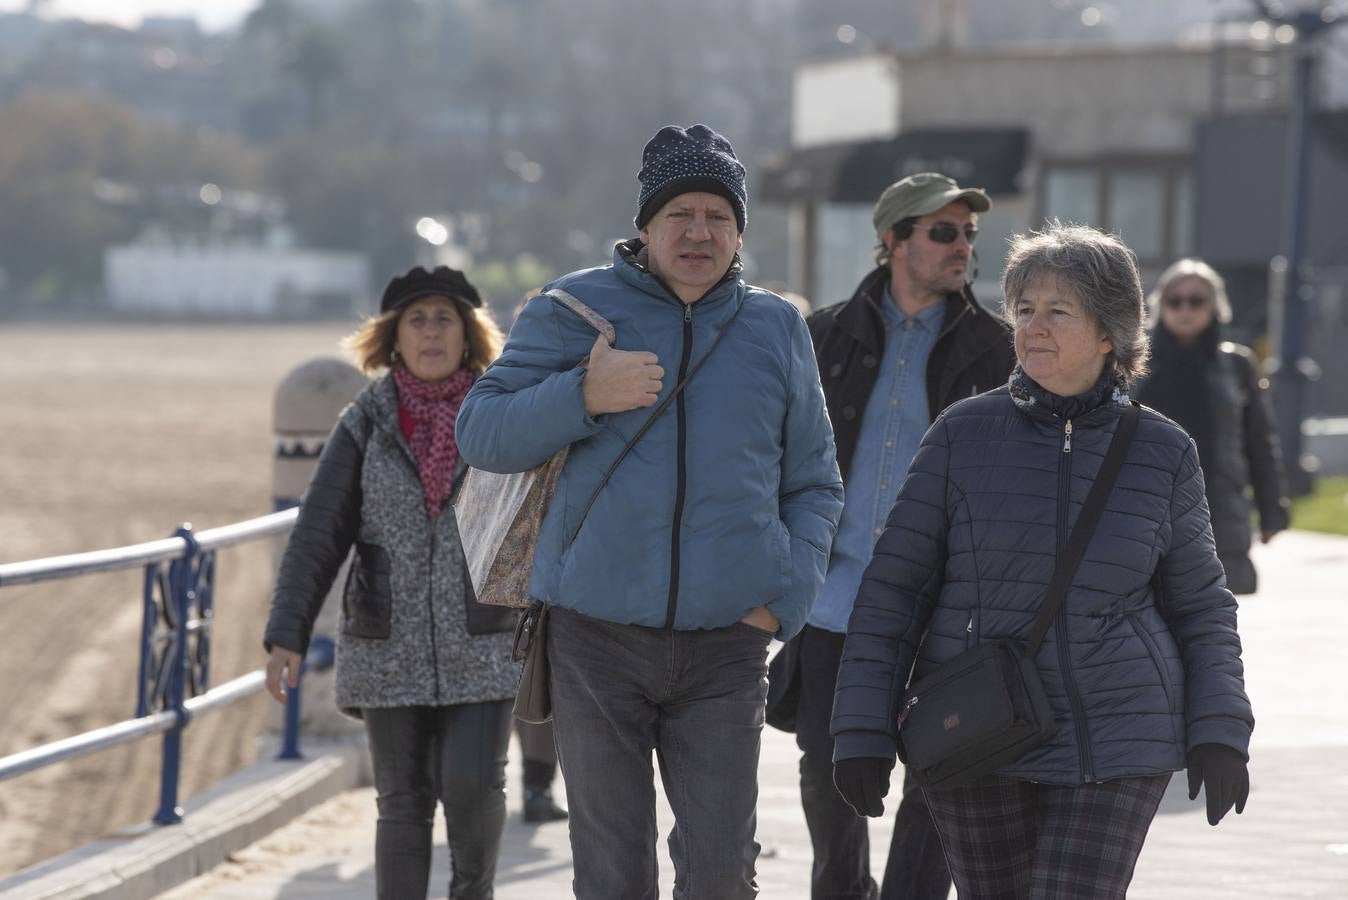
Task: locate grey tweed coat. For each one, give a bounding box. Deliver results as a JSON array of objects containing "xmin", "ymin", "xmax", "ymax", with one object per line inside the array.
[{"xmin": 265, "ymin": 374, "xmax": 520, "ymax": 715}]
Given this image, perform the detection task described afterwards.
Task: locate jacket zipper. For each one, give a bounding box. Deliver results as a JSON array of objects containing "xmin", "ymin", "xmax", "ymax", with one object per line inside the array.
[
  {"xmin": 665, "ymin": 303, "xmax": 694, "ymax": 629},
  {"xmin": 1054, "ymin": 417, "xmax": 1094, "ymax": 781}
]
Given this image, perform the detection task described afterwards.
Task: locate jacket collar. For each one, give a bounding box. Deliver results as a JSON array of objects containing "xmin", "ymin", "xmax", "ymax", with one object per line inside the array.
[
  {"xmin": 835, "ymin": 266, "xmax": 991, "ymax": 352},
  {"xmin": 612, "ymin": 237, "xmax": 743, "ymax": 309}
]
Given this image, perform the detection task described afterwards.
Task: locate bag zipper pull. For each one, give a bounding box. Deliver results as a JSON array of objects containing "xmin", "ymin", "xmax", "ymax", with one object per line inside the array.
[
  {"xmin": 898, "ymin": 695, "xmax": 919, "ymax": 726},
  {"xmin": 1063, "ymin": 419, "xmax": 1073, "ymax": 453}
]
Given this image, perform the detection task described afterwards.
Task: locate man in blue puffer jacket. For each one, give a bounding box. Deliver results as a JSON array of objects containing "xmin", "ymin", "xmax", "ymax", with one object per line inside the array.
[{"xmin": 457, "ymin": 123, "xmax": 843, "ymax": 899}]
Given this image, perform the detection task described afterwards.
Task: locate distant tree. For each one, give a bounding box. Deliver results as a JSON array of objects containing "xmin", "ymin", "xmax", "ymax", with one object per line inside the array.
[
  {"xmin": 0, "ymin": 93, "xmax": 261, "ymax": 313},
  {"xmin": 286, "ymin": 25, "xmax": 345, "ymax": 131}
]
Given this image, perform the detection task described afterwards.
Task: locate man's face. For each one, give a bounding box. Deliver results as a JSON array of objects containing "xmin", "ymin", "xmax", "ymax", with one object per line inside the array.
[
  {"xmin": 640, "ymin": 192, "xmax": 743, "ymax": 304},
  {"xmin": 886, "ymin": 200, "xmax": 977, "ymax": 299}
]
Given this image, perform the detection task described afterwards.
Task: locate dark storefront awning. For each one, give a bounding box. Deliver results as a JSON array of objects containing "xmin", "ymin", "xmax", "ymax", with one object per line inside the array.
[{"xmin": 759, "ymin": 128, "xmax": 1029, "ymax": 204}]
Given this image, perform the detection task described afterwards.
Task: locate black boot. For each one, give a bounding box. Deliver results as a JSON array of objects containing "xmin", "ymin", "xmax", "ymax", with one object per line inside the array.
[{"xmin": 523, "ymin": 788, "xmax": 568, "ymax": 823}]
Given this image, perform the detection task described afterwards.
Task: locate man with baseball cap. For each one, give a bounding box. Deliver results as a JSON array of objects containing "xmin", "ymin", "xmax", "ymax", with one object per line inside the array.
[
  {"xmin": 457, "ymin": 124, "xmax": 843, "ymax": 898},
  {"xmin": 768, "ymin": 172, "xmax": 1016, "ymax": 899}
]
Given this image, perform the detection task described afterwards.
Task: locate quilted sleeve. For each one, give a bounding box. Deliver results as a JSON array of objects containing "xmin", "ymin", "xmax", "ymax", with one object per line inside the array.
[
  {"xmin": 1157, "ymin": 439, "xmax": 1255, "ymax": 757},
  {"xmin": 768, "ymin": 312, "xmax": 844, "ymax": 640},
  {"xmin": 264, "ymin": 417, "xmax": 364, "ymax": 657}
]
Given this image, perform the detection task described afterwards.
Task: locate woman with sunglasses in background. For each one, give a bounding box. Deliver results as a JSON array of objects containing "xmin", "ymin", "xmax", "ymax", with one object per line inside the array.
[{"xmin": 1136, "ymin": 258, "xmax": 1290, "ymax": 593}]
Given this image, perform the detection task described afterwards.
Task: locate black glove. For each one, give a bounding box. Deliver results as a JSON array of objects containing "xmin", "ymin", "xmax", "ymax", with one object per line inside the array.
[
  {"xmin": 1186, "ymin": 743, "xmax": 1249, "ymax": 826},
  {"xmin": 833, "ymin": 756, "xmax": 895, "ymax": 818}
]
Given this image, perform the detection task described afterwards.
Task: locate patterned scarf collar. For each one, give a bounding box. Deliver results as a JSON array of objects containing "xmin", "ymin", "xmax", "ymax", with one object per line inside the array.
[
  {"xmin": 1008, "ymin": 365, "xmax": 1129, "ymax": 421},
  {"xmin": 392, "ymin": 365, "xmax": 474, "ymax": 519}
]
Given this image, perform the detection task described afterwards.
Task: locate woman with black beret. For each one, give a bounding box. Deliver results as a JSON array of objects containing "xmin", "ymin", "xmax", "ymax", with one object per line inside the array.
[{"xmin": 264, "ymin": 266, "xmax": 517, "ymax": 899}]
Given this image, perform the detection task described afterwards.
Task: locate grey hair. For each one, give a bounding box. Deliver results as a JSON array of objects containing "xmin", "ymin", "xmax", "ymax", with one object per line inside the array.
[
  {"xmin": 1001, "ymin": 221, "xmax": 1150, "ymax": 384},
  {"xmin": 1146, "ymin": 257, "xmax": 1233, "ymax": 326}
]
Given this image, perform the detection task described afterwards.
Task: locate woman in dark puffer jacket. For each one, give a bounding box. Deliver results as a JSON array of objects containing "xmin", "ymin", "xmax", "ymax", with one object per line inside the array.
[
  {"xmin": 263, "ymin": 266, "xmax": 519, "ymax": 900},
  {"xmin": 831, "ymin": 225, "xmax": 1254, "ymax": 899},
  {"xmin": 1136, "ymin": 258, "xmax": 1289, "ymax": 594}
]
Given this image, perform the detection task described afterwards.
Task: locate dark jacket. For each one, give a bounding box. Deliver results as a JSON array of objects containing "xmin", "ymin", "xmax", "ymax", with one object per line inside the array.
[
  {"xmin": 831, "ymin": 378, "xmax": 1254, "ymax": 784},
  {"xmin": 264, "ymin": 374, "xmax": 519, "ymax": 715},
  {"xmin": 807, "ymin": 267, "xmax": 1016, "ymax": 480},
  {"xmin": 1136, "ymin": 326, "xmax": 1289, "ymax": 560}
]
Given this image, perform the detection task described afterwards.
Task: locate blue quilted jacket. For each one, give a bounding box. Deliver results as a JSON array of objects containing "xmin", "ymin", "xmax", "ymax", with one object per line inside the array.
[
  {"xmin": 831, "ymin": 373, "xmax": 1254, "ymax": 784},
  {"xmin": 456, "ymin": 241, "xmax": 843, "ymax": 639}
]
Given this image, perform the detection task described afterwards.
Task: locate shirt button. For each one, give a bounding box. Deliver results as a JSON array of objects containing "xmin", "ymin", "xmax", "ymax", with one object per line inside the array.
[
  {"xmin": 862, "ymin": 354, "xmax": 877, "ymax": 369},
  {"xmin": 829, "ymin": 363, "xmax": 843, "ymax": 378},
  {"xmin": 891, "ymin": 399, "xmax": 899, "ymax": 407},
  {"xmin": 885, "ymin": 440, "xmax": 894, "ymax": 448},
  {"xmin": 880, "ymin": 483, "xmax": 888, "ymax": 491},
  {"xmin": 874, "ymin": 527, "xmax": 883, "ymax": 536},
  {"xmin": 842, "ymin": 406, "xmax": 857, "ymax": 421},
  {"xmin": 899, "ymin": 358, "xmax": 907, "ymax": 366}
]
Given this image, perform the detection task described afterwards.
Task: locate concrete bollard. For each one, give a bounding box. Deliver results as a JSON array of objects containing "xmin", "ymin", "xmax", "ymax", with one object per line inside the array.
[{"xmin": 270, "ymin": 357, "xmax": 369, "ymax": 739}]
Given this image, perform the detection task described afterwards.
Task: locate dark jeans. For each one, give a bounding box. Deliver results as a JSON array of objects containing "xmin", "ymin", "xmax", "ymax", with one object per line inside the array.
[
  {"xmin": 548, "ymin": 606, "xmax": 773, "ymax": 900},
  {"xmin": 795, "ymin": 625, "xmax": 951, "ymax": 900},
  {"xmin": 363, "ymin": 701, "xmax": 513, "ymax": 900}
]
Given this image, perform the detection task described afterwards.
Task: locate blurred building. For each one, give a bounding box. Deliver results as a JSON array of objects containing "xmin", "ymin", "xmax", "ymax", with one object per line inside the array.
[
  {"xmin": 761, "ymin": 15, "xmax": 1348, "ymax": 423},
  {"xmin": 105, "ymin": 226, "xmax": 369, "ymax": 318}
]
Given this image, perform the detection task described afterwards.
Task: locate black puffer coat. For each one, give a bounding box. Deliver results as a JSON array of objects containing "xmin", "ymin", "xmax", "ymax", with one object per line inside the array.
[
  {"xmin": 264, "ymin": 374, "xmax": 519, "ymax": 716},
  {"xmin": 1136, "ymin": 324, "xmax": 1289, "ymax": 564},
  {"xmin": 831, "ymin": 375, "xmax": 1254, "ymax": 784}
]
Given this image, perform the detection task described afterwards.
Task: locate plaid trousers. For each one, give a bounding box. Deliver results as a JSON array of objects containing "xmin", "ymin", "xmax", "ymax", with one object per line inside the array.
[{"xmin": 922, "ymin": 773, "xmax": 1171, "ymax": 900}]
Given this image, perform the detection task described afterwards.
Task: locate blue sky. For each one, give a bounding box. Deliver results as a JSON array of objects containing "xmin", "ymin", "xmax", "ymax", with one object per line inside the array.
[{"xmin": 0, "ymin": 1, "xmax": 254, "ymax": 31}]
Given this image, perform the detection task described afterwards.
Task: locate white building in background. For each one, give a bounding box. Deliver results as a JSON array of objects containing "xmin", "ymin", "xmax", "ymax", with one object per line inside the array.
[{"xmin": 105, "ymin": 227, "xmax": 370, "ymax": 318}]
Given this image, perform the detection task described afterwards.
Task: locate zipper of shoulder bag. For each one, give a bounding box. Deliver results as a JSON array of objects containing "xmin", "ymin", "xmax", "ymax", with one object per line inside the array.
[{"xmin": 664, "ymin": 302, "xmax": 694, "ymax": 630}]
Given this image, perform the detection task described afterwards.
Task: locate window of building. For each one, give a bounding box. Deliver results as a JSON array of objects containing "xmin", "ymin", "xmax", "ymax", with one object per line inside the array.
[{"xmin": 1038, "ymin": 160, "xmax": 1191, "ymax": 269}]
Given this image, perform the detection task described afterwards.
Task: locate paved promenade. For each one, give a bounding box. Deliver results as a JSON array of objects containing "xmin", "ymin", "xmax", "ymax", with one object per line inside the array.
[{"xmin": 163, "ymin": 531, "xmax": 1348, "ymax": 899}]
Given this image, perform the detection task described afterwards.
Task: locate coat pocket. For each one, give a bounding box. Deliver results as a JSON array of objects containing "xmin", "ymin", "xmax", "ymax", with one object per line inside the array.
[
  {"xmin": 342, "ymin": 542, "xmax": 392, "ymax": 639},
  {"xmin": 1125, "ymin": 612, "xmax": 1176, "ymax": 714}
]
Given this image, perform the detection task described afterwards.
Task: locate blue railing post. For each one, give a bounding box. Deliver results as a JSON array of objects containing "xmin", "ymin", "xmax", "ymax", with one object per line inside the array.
[{"xmin": 153, "ymin": 524, "xmax": 197, "ymax": 826}]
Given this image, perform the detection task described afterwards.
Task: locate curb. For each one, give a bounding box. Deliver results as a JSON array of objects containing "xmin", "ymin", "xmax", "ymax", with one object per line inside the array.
[{"xmin": 0, "ymin": 737, "xmax": 369, "ymax": 900}]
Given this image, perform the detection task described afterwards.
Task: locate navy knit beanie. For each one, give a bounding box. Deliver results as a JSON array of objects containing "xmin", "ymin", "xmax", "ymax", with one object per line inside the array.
[{"xmin": 635, "ymin": 124, "xmax": 748, "ymax": 233}]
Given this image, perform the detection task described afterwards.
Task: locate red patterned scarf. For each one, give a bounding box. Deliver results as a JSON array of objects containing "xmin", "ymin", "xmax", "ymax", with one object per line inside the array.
[{"xmin": 393, "ymin": 366, "xmax": 474, "ymax": 518}]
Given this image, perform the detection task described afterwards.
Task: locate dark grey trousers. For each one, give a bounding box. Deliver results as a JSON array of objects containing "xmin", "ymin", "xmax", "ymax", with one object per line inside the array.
[
  {"xmin": 363, "ymin": 701, "xmax": 513, "ymax": 900},
  {"xmin": 547, "ymin": 606, "xmax": 773, "ymax": 900}
]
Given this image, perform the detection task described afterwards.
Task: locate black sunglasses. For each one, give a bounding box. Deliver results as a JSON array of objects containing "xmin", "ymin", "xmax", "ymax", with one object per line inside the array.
[
  {"xmin": 1163, "ymin": 293, "xmax": 1210, "ymax": 310},
  {"xmin": 913, "ymin": 223, "xmax": 979, "ymax": 245}
]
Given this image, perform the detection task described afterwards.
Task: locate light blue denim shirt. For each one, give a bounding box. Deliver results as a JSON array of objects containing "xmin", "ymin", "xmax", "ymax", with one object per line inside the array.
[{"xmin": 809, "ymin": 286, "xmax": 944, "ymax": 633}]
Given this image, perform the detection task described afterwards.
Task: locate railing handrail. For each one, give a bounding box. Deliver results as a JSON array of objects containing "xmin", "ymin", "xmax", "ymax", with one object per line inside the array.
[
  {"xmin": 0, "ymin": 670, "xmax": 269, "ymax": 783},
  {"xmin": 0, "ymin": 507, "xmax": 326, "ymax": 828},
  {"xmin": 0, "ymin": 508, "xmax": 299, "ymax": 588}
]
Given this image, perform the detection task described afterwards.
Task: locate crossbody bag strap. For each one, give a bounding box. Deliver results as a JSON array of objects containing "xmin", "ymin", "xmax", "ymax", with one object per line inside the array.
[
  {"xmin": 567, "ymin": 301, "xmax": 743, "ymax": 544},
  {"xmin": 1024, "ymin": 402, "xmax": 1141, "ymax": 657}
]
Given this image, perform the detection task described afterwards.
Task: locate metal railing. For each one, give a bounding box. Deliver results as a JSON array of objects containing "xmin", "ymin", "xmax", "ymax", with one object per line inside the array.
[{"xmin": 0, "ymin": 508, "xmax": 332, "ymax": 825}]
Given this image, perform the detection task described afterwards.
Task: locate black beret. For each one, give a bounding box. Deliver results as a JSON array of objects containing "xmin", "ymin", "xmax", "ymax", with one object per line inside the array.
[{"xmin": 380, "ymin": 265, "xmax": 482, "ymax": 314}]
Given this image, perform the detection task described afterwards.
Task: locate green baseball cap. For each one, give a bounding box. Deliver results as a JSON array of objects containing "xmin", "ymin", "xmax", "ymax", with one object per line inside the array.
[{"xmin": 872, "ymin": 172, "xmax": 991, "ymax": 235}]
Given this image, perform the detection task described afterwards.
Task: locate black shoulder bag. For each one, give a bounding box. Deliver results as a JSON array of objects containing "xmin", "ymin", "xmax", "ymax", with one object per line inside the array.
[{"xmin": 899, "ymin": 403, "xmax": 1140, "ymax": 789}]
